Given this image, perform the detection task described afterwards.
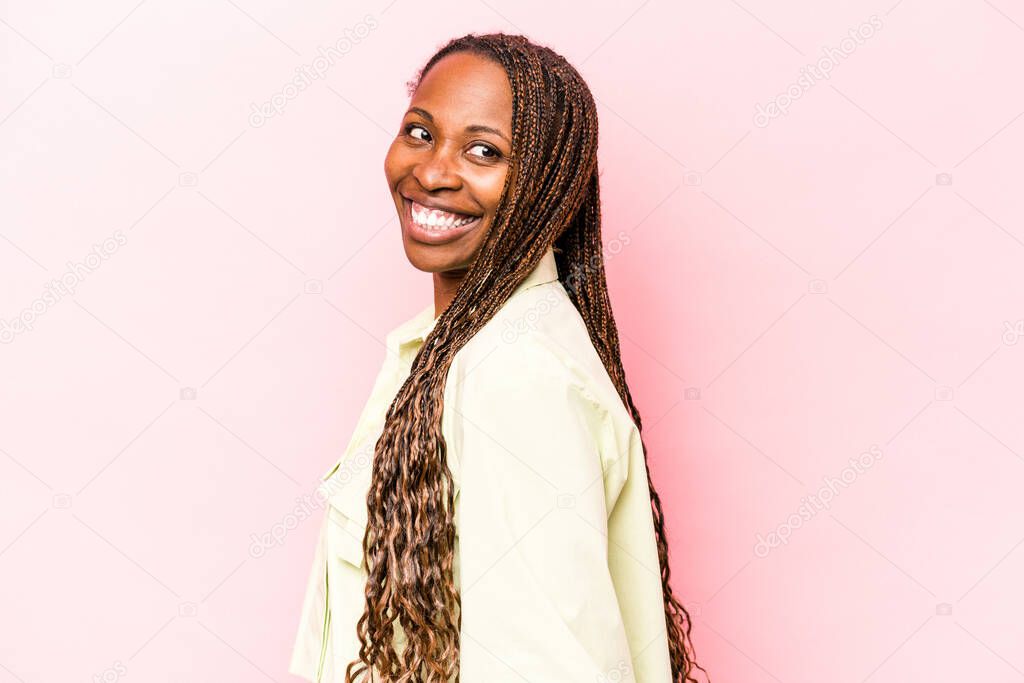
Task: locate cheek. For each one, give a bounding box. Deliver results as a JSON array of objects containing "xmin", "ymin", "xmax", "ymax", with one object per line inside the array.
[
  {"xmin": 383, "ymin": 143, "xmax": 406, "ymax": 185},
  {"xmin": 480, "ymin": 169, "xmax": 510, "ymax": 214}
]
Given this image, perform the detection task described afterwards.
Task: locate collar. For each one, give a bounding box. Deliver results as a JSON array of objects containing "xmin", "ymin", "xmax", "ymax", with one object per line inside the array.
[{"xmin": 387, "ymin": 245, "xmax": 560, "ymax": 356}]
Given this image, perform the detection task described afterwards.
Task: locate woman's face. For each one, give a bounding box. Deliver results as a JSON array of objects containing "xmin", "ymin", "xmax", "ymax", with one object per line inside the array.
[{"xmin": 384, "ymin": 51, "xmax": 513, "ymax": 275}]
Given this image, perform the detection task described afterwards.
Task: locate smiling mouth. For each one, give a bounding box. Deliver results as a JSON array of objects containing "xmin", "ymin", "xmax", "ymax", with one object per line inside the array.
[{"xmin": 407, "ymin": 199, "xmax": 481, "ymax": 232}]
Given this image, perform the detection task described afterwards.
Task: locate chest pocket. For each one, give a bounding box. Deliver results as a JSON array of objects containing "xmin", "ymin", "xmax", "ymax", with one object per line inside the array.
[
  {"xmin": 318, "ymin": 362, "xmax": 464, "ymax": 570},
  {"xmin": 317, "ymin": 358, "xmax": 404, "ymax": 569},
  {"xmin": 320, "ymin": 451, "xmax": 462, "ymax": 571},
  {"xmin": 319, "ymin": 422, "xmax": 381, "ymax": 569}
]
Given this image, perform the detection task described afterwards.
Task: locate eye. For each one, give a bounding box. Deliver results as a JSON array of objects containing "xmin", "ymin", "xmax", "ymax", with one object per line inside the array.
[
  {"xmin": 468, "ymin": 143, "xmax": 501, "ymax": 160},
  {"xmin": 404, "ymin": 123, "xmax": 430, "ymax": 142}
]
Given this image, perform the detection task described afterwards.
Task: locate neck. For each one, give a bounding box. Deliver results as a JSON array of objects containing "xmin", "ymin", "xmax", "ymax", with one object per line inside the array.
[{"xmin": 432, "ymin": 267, "xmax": 468, "ymax": 319}]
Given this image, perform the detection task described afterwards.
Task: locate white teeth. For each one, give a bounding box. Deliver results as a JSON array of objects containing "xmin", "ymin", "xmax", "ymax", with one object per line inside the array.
[{"xmin": 410, "ymin": 201, "xmax": 478, "ymax": 231}]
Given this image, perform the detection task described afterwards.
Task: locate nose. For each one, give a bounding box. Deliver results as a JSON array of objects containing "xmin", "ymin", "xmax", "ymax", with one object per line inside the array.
[{"xmin": 411, "ymin": 144, "xmax": 461, "ymax": 192}]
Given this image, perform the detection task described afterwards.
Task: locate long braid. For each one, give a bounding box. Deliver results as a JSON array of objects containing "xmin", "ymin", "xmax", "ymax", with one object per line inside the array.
[{"xmin": 347, "ymin": 32, "xmax": 709, "ymax": 682}]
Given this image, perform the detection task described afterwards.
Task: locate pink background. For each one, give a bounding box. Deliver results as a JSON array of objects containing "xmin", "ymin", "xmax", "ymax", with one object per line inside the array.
[{"xmin": 2, "ymin": 1, "xmax": 1023, "ymax": 681}]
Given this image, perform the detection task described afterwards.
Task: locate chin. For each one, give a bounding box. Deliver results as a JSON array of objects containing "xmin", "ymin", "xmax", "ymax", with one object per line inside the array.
[
  {"xmin": 400, "ymin": 217, "xmax": 490, "ymax": 273},
  {"xmin": 401, "ymin": 235, "xmax": 470, "ymax": 274}
]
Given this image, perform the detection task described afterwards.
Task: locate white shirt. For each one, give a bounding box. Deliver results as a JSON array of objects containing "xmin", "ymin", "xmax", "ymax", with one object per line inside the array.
[{"xmin": 289, "ymin": 246, "xmax": 673, "ymax": 682}]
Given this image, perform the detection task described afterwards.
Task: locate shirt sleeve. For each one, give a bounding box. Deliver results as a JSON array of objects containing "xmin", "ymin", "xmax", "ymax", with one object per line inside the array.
[{"xmin": 449, "ymin": 339, "xmax": 636, "ymax": 682}]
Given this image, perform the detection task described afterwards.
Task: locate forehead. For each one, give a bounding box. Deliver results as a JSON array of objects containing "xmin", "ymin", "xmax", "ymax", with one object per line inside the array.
[{"xmin": 411, "ymin": 52, "xmax": 512, "ymax": 131}]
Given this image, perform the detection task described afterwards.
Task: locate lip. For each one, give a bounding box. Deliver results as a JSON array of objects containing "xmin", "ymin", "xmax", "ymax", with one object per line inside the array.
[
  {"xmin": 401, "ymin": 193, "xmax": 478, "ymax": 216},
  {"xmin": 400, "ymin": 196, "xmax": 483, "ymax": 246}
]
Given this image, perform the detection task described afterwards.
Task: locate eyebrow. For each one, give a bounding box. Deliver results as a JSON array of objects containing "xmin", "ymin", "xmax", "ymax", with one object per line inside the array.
[{"xmin": 406, "ymin": 106, "xmax": 511, "ymax": 145}]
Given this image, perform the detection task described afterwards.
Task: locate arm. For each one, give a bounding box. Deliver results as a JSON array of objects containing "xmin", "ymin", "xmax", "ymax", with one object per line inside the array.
[{"xmin": 450, "ymin": 341, "xmax": 635, "ymax": 682}]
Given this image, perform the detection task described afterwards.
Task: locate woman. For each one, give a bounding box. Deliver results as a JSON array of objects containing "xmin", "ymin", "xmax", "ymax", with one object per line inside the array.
[{"xmin": 289, "ymin": 33, "xmax": 708, "ymax": 683}]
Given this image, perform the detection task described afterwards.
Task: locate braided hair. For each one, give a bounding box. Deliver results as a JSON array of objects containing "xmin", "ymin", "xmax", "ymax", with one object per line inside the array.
[{"xmin": 346, "ymin": 32, "xmax": 709, "ymax": 683}]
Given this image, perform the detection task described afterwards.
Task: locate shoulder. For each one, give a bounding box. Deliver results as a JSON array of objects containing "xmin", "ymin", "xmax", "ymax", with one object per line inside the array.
[
  {"xmin": 452, "ymin": 281, "xmax": 631, "ymax": 416},
  {"xmin": 442, "ymin": 282, "xmax": 635, "ymax": 496},
  {"xmin": 448, "ymin": 282, "xmax": 595, "ymax": 403}
]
